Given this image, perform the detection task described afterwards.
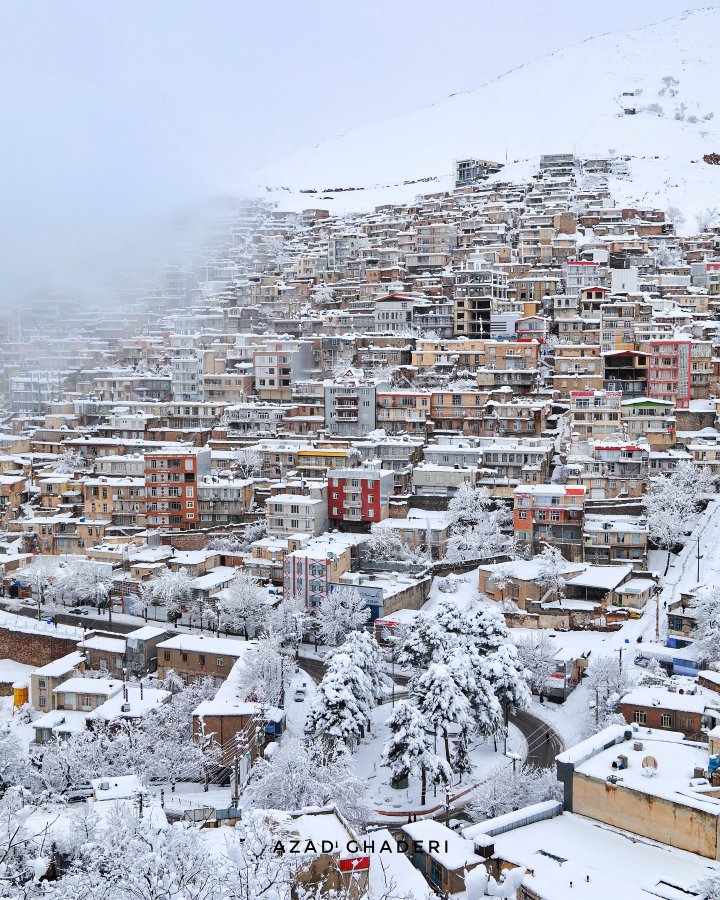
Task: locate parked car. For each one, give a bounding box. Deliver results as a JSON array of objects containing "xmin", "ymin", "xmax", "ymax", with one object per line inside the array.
[
  {"xmin": 73, "ymin": 606, "xmax": 91, "ymax": 616},
  {"xmin": 63, "ymin": 785, "xmax": 94, "ymax": 803},
  {"xmin": 293, "ymin": 689, "xmax": 306, "ymax": 702}
]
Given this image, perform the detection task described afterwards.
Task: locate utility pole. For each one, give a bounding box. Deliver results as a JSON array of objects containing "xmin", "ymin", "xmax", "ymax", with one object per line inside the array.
[
  {"xmin": 232, "ymin": 753, "xmax": 239, "ymax": 810},
  {"xmin": 655, "ymin": 586, "xmax": 661, "ymax": 641}
]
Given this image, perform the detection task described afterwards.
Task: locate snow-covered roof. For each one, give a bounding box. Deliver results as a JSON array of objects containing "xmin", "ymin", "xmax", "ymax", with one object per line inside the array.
[
  {"xmin": 565, "ymin": 564, "xmax": 633, "ymax": 591},
  {"xmin": 402, "ymin": 820, "xmax": 482, "ymax": 871},
  {"xmin": 87, "ymin": 686, "xmax": 171, "ymax": 722},
  {"xmin": 82, "ymin": 635, "xmax": 126, "ymax": 654},
  {"xmin": 157, "ymin": 634, "xmax": 255, "ymax": 658},
  {"xmin": 620, "ymin": 685, "xmax": 711, "ymax": 714},
  {"xmin": 490, "ymin": 811, "xmax": 717, "ymax": 900},
  {"xmin": 53, "ymin": 677, "xmax": 123, "ymax": 696},
  {"xmin": 575, "ymin": 733, "xmax": 720, "ymax": 816},
  {"xmin": 31, "ymin": 650, "xmax": 86, "ymax": 677}
]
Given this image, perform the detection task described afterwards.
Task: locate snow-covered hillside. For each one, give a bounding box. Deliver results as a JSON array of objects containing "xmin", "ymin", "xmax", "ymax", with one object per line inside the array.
[{"xmin": 254, "ymin": 8, "xmax": 720, "ymax": 227}]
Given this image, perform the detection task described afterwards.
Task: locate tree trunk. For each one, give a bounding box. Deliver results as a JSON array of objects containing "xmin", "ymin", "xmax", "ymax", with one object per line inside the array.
[
  {"xmin": 444, "ymin": 727, "xmax": 450, "ymax": 762},
  {"xmin": 421, "ymin": 765, "xmax": 427, "ymax": 805},
  {"xmin": 664, "ymin": 549, "xmax": 671, "ymax": 576}
]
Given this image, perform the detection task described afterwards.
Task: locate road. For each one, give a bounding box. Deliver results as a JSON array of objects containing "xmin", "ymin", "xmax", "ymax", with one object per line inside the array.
[
  {"xmin": 510, "ymin": 707, "xmax": 563, "ymax": 768},
  {"xmin": 299, "ymin": 655, "xmax": 564, "ymax": 768},
  {"xmin": 0, "ymin": 600, "xmax": 175, "ymax": 636}
]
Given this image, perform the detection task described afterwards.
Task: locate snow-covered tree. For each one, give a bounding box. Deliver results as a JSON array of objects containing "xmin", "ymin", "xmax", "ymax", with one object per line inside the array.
[
  {"xmin": 233, "ymin": 447, "xmax": 262, "ymax": 479},
  {"xmin": 696, "ymin": 207, "xmax": 720, "ymax": 232},
  {"xmin": 207, "ymin": 521, "xmax": 267, "ymax": 555},
  {"xmin": 54, "ymin": 448, "xmax": 85, "ymax": 474},
  {"xmin": 382, "ymin": 701, "xmax": 451, "ymax": 805},
  {"xmin": 446, "ymin": 481, "xmax": 492, "ymax": 531},
  {"xmin": 315, "ymin": 586, "xmax": 370, "ymax": 646},
  {"xmin": 71, "ymin": 560, "xmax": 114, "ymax": 618},
  {"xmin": 443, "ymin": 484, "xmax": 510, "ymax": 562},
  {"xmin": 265, "ymin": 592, "xmax": 311, "ymax": 654},
  {"xmin": 337, "ymin": 629, "xmax": 387, "ymax": 703},
  {"xmin": 311, "ymin": 284, "xmax": 336, "ymax": 307},
  {"xmin": 443, "ymin": 520, "xmax": 508, "ymax": 563},
  {"xmin": 248, "ymin": 736, "xmax": 369, "ymax": 827},
  {"xmin": 23, "ymin": 557, "xmax": 61, "ymax": 620},
  {"xmin": 141, "ymin": 567, "xmax": 193, "ymax": 623},
  {"xmin": 216, "ymin": 569, "xmax": 264, "ymax": 636},
  {"xmin": 645, "ymin": 461, "xmax": 715, "ymax": 574},
  {"xmin": 582, "ymin": 653, "xmax": 635, "ymax": 737},
  {"xmin": 364, "ymin": 522, "xmax": 427, "ymax": 563},
  {"xmin": 481, "ymin": 642, "xmax": 531, "ymax": 713},
  {"xmin": 690, "ymin": 584, "xmax": 720, "ymax": 666},
  {"xmin": 234, "ymin": 634, "xmax": 292, "ymax": 707},
  {"xmin": 397, "ymin": 613, "xmax": 448, "ymax": 670},
  {"xmin": 536, "ymin": 545, "xmax": 567, "ymax": 603},
  {"xmin": 414, "ymin": 662, "xmax": 474, "ymax": 762},
  {"xmin": 469, "ymin": 761, "xmax": 562, "ymax": 821},
  {"xmin": 305, "ymin": 652, "xmax": 373, "ymax": 750},
  {"xmin": 46, "ymin": 803, "xmax": 229, "ymax": 900},
  {"xmin": 516, "ymin": 633, "xmax": 557, "ymax": 697}
]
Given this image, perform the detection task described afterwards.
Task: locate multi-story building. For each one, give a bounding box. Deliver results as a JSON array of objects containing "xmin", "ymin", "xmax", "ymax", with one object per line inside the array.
[
  {"xmin": 265, "ymin": 492, "xmax": 328, "ymax": 537},
  {"xmin": 582, "ymin": 514, "xmax": 648, "ymax": 566},
  {"xmin": 513, "ymin": 483, "xmax": 586, "ymax": 561},
  {"xmin": 144, "ymin": 447, "xmax": 211, "ymax": 530},
  {"xmin": 324, "ymin": 371, "xmax": 382, "ymax": 437},
  {"xmin": 647, "ymin": 338, "xmax": 692, "ymax": 408},
  {"xmin": 568, "ymin": 390, "xmax": 623, "ymax": 441},
  {"xmin": 327, "ymin": 467, "xmax": 393, "ymax": 529},
  {"xmin": 375, "ymin": 390, "xmax": 431, "ymax": 435},
  {"xmin": 454, "ymin": 264, "xmax": 507, "ymax": 338},
  {"xmin": 253, "ymin": 340, "xmax": 316, "ymax": 402},
  {"xmin": 620, "ymin": 397, "xmax": 676, "ymax": 450}
]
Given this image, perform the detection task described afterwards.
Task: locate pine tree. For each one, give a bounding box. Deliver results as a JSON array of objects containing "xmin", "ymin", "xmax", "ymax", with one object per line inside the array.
[
  {"xmin": 338, "ymin": 630, "xmax": 387, "ymax": 702},
  {"xmin": 382, "ymin": 701, "xmax": 451, "ymax": 805},
  {"xmin": 414, "ymin": 662, "xmax": 474, "ymax": 762},
  {"xmin": 397, "ymin": 613, "xmax": 448, "ymax": 669}
]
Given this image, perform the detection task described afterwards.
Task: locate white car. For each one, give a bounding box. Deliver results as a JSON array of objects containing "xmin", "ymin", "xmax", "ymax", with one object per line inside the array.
[{"xmin": 293, "ymin": 689, "xmax": 306, "ymax": 702}]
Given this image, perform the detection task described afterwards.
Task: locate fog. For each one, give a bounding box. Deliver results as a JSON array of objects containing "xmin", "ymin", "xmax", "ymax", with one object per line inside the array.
[{"xmin": 0, "ymin": 0, "xmax": 707, "ymax": 306}]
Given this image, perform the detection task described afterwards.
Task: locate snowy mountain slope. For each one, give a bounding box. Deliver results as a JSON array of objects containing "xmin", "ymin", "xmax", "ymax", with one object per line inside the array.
[{"xmin": 254, "ymin": 8, "xmax": 720, "ymax": 226}]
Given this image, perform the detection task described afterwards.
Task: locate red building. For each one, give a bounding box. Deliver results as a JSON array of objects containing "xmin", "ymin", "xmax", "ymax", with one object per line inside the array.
[
  {"xmin": 647, "ymin": 339, "xmax": 691, "ymax": 409},
  {"xmin": 144, "ymin": 447, "xmax": 211, "ymax": 530},
  {"xmin": 328, "ymin": 468, "xmax": 394, "ymax": 529}
]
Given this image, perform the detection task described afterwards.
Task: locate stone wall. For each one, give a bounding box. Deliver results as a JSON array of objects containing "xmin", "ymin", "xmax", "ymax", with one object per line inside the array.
[{"xmin": 0, "ymin": 626, "xmax": 78, "ymax": 668}]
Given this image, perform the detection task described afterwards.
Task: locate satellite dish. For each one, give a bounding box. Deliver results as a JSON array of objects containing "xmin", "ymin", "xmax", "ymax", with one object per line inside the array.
[{"xmin": 642, "ymin": 755, "xmax": 658, "ymax": 777}]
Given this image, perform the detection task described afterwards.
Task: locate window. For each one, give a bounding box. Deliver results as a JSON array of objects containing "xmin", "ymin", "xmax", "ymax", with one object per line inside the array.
[
  {"xmin": 181, "ymin": 652, "xmax": 188, "ymax": 662},
  {"xmin": 518, "ymin": 511, "xmax": 527, "ymax": 520},
  {"xmin": 632, "ymin": 710, "xmax": 646, "ymax": 724},
  {"xmin": 39, "ymin": 679, "xmax": 46, "ymax": 688},
  {"xmin": 163, "ymin": 651, "xmax": 171, "ymax": 661},
  {"xmin": 660, "ymin": 713, "xmax": 672, "ymax": 728},
  {"xmin": 216, "ymin": 657, "xmax": 224, "ymax": 667},
  {"xmin": 199, "ymin": 655, "xmax": 205, "ymax": 666}
]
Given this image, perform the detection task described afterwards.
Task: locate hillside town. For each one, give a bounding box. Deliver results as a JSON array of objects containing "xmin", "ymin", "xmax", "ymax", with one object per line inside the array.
[{"xmin": 2, "ymin": 146, "xmax": 720, "ymax": 899}]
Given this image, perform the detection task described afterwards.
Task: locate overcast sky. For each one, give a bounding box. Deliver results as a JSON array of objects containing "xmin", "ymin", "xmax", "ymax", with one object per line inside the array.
[{"xmin": 0, "ymin": 0, "xmax": 713, "ymax": 302}]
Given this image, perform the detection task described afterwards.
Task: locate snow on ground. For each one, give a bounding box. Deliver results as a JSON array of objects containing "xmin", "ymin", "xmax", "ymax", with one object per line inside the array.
[
  {"xmin": 254, "ymin": 7, "xmax": 720, "ymax": 228},
  {"xmin": 354, "ymin": 702, "xmax": 525, "ymax": 814},
  {"xmin": 0, "ymin": 696, "xmax": 37, "ymax": 752},
  {"xmin": 526, "ymin": 690, "xmax": 589, "ymax": 749},
  {"xmin": 423, "ymin": 567, "xmax": 483, "ymax": 613}
]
